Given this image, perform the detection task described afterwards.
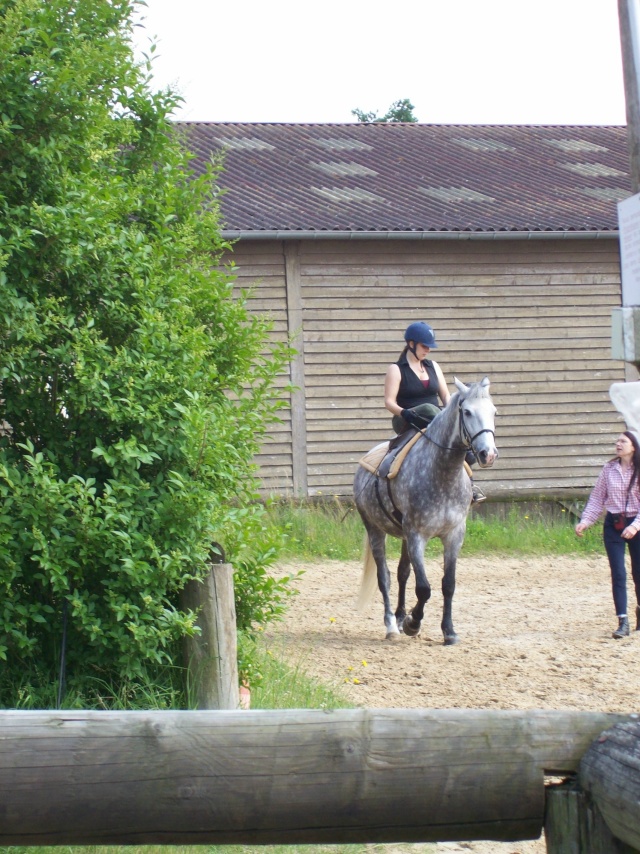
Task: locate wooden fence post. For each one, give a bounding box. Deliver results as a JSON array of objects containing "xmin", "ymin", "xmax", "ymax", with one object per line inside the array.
[
  {"xmin": 181, "ymin": 550, "xmax": 239, "ymax": 710},
  {"xmin": 545, "ymin": 779, "xmax": 639, "ymax": 853}
]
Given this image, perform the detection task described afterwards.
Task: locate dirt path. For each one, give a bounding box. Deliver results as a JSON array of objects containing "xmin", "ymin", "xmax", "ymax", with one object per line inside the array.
[{"xmin": 266, "ymin": 554, "xmax": 640, "ymax": 854}]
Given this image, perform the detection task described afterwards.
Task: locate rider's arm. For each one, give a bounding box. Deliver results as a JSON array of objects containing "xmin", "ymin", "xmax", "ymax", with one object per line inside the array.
[
  {"xmin": 432, "ymin": 360, "xmax": 451, "ymax": 406},
  {"xmin": 384, "ymin": 364, "xmax": 404, "ymax": 416}
]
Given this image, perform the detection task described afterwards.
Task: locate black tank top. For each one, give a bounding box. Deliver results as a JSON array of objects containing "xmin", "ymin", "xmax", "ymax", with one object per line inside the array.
[{"xmin": 396, "ymin": 354, "xmax": 439, "ymax": 409}]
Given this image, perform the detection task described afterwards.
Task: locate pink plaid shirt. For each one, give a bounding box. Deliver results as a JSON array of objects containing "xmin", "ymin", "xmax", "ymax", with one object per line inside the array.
[{"xmin": 580, "ymin": 459, "xmax": 640, "ymax": 531}]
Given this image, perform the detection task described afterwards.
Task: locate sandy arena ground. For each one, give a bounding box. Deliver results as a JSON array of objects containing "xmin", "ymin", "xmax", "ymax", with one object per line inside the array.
[{"xmin": 265, "ymin": 553, "xmax": 640, "ymax": 854}]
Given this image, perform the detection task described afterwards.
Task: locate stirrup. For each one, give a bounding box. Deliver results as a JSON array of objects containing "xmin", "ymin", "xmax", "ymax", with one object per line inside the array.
[{"xmin": 471, "ymin": 485, "xmax": 487, "ymax": 504}]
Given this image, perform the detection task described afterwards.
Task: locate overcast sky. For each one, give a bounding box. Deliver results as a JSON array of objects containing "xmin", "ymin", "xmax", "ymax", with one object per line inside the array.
[{"xmin": 132, "ymin": 0, "xmax": 628, "ymax": 125}]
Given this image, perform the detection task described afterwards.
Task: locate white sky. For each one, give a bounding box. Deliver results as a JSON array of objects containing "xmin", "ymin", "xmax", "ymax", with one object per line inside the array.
[{"xmin": 132, "ymin": 0, "xmax": 628, "ymax": 125}]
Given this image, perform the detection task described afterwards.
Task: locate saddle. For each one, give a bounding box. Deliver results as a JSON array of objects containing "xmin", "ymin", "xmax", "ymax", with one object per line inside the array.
[{"xmin": 359, "ymin": 430, "xmax": 423, "ymax": 479}]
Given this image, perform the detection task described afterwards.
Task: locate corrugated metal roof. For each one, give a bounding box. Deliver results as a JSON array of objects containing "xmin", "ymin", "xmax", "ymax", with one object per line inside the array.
[{"xmin": 181, "ymin": 122, "xmax": 631, "ymax": 235}]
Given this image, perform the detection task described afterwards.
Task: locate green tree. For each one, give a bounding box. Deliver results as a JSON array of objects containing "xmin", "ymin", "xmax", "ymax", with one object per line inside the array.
[
  {"xmin": 351, "ymin": 98, "xmax": 418, "ymax": 123},
  {"xmin": 0, "ymin": 0, "xmax": 293, "ymax": 700}
]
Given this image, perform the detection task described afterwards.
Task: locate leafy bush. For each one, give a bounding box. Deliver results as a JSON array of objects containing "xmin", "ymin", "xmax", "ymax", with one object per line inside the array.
[{"xmin": 0, "ymin": 0, "xmax": 293, "ymax": 699}]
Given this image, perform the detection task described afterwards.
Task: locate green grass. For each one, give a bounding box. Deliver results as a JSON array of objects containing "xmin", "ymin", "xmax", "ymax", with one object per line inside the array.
[
  {"xmin": 1, "ymin": 664, "xmax": 188, "ymax": 711},
  {"xmin": 236, "ymin": 633, "xmax": 353, "ymax": 710},
  {"xmin": 268, "ymin": 496, "xmax": 602, "ymax": 561}
]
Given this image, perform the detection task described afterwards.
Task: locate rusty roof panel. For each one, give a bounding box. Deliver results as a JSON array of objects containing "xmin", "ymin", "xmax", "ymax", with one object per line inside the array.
[{"xmin": 181, "ymin": 122, "xmax": 630, "ymax": 234}]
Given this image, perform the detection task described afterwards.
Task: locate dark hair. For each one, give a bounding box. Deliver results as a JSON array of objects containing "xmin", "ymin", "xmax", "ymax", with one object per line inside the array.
[{"xmin": 623, "ymin": 431, "xmax": 640, "ymax": 487}]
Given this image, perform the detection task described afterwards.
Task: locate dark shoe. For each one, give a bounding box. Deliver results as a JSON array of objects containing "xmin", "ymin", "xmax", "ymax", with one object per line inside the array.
[
  {"xmin": 472, "ymin": 485, "xmax": 487, "ymax": 504},
  {"xmin": 612, "ymin": 616, "xmax": 630, "ymax": 639},
  {"xmin": 636, "ymin": 605, "xmax": 640, "ymax": 631}
]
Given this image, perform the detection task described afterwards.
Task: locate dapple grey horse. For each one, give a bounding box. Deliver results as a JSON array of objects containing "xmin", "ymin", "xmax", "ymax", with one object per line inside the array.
[{"xmin": 354, "ymin": 377, "xmax": 498, "ymax": 644}]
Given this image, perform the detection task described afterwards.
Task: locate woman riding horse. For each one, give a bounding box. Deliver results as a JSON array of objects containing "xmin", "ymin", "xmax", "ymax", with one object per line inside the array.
[{"xmin": 384, "ymin": 321, "xmax": 486, "ymax": 503}]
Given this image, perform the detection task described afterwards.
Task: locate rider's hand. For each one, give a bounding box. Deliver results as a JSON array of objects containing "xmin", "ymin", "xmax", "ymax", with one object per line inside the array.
[{"xmin": 401, "ymin": 408, "xmax": 421, "ymax": 427}]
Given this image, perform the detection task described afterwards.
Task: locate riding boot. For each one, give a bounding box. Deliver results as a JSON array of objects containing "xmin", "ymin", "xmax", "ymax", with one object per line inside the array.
[
  {"xmin": 612, "ymin": 616, "xmax": 630, "ymax": 639},
  {"xmin": 636, "ymin": 605, "xmax": 640, "ymax": 631}
]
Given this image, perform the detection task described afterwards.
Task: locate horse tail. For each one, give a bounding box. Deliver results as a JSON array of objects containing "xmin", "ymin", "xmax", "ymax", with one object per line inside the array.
[{"xmin": 357, "ymin": 534, "xmax": 378, "ymax": 613}]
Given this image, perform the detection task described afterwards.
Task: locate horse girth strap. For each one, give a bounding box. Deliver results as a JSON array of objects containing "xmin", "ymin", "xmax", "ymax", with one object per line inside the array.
[{"xmin": 374, "ymin": 476, "xmax": 403, "ymax": 530}]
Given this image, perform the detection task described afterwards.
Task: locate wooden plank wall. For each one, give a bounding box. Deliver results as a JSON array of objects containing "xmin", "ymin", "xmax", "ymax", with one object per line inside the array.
[{"xmin": 225, "ymin": 238, "xmax": 629, "ymax": 500}]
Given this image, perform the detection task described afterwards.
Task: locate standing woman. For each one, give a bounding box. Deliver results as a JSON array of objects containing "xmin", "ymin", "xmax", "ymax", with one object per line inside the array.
[{"xmin": 575, "ymin": 431, "xmax": 640, "ymax": 638}]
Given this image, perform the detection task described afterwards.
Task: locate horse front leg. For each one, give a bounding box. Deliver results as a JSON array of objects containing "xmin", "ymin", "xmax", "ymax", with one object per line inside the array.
[
  {"xmin": 402, "ymin": 532, "xmax": 431, "ymax": 637},
  {"xmin": 395, "ymin": 540, "xmax": 411, "ymax": 632},
  {"xmin": 367, "ymin": 528, "xmax": 400, "ymax": 641},
  {"xmin": 440, "ymin": 525, "xmax": 465, "ymax": 645}
]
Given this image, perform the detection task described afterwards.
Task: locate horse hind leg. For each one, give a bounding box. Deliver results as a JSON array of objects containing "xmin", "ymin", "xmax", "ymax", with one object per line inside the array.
[{"xmin": 365, "ymin": 527, "xmax": 401, "ymax": 641}]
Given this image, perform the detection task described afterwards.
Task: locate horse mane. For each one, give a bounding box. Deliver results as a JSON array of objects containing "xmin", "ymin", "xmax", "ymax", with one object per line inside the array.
[
  {"xmin": 428, "ymin": 389, "xmax": 460, "ymax": 431},
  {"xmin": 426, "ymin": 379, "xmax": 489, "ymax": 437}
]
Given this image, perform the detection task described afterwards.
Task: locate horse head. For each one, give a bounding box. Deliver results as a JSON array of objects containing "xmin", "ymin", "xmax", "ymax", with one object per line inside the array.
[{"xmin": 453, "ymin": 376, "xmax": 498, "ymax": 468}]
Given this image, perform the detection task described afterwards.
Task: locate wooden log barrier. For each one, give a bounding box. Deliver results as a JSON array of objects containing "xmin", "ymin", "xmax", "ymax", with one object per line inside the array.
[{"xmin": 0, "ymin": 708, "xmax": 630, "ymax": 846}]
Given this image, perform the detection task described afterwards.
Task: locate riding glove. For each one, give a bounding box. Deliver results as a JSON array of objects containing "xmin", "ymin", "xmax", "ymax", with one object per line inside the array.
[{"xmin": 401, "ymin": 408, "xmax": 422, "ymax": 427}]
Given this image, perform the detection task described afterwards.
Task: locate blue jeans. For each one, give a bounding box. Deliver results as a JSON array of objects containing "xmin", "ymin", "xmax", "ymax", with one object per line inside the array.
[{"xmin": 603, "ymin": 512, "xmax": 640, "ymax": 615}]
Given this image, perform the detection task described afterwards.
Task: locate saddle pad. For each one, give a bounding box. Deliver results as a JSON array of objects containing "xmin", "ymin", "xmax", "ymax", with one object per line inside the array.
[
  {"xmin": 358, "ymin": 431, "xmax": 423, "ymax": 479},
  {"xmin": 358, "ymin": 441, "xmax": 389, "ymax": 474}
]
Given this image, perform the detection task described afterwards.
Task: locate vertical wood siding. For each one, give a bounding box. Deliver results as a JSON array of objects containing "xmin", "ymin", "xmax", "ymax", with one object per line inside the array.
[{"xmin": 225, "ymin": 238, "xmax": 628, "ymax": 500}]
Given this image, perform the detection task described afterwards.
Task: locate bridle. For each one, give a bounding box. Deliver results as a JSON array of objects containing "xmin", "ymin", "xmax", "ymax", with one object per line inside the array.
[{"xmin": 423, "ymin": 399, "xmax": 495, "ymax": 461}]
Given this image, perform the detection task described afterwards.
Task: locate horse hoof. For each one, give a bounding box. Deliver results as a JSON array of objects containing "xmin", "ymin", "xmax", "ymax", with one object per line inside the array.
[
  {"xmin": 402, "ymin": 616, "xmax": 421, "ymax": 637},
  {"xmin": 385, "ymin": 631, "xmax": 402, "ymax": 642},
  {"xmin": 443, "ymin": 633, "xmax": 459, "ymax": 645}
]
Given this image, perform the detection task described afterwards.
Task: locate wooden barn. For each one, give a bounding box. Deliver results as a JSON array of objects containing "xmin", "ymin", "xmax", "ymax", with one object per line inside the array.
[{"xmin": 182, "ymin": 122, "xmax": 634, "ymax": 501}]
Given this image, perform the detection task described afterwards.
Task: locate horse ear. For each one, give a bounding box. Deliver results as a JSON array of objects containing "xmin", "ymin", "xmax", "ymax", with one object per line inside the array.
[
  {"xmin": 481, "ymin": 376, "xmax": 491, "ymax": 390},
  {"xmin": 454, "ymin": 376, "xmax": 469, "ymax": 394}
]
